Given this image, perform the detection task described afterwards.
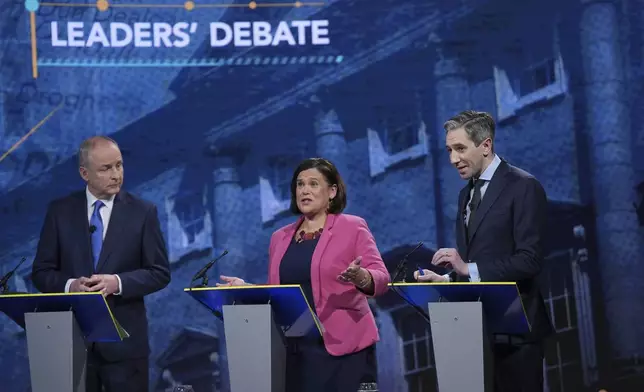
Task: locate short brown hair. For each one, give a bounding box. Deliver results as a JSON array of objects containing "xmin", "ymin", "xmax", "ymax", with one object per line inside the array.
[
  {"xmin": 289, "ymin": 158, "xmax": 347, "ymax": 214},
  {"xmin": 443, "ymin": 110, "xmax": 495, "ymax": 146}
]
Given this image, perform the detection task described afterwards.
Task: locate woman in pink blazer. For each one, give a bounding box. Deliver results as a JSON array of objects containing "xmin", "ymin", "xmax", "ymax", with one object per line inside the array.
[{"xmin": 218, "ymin": 157, "xmax": 389, "ymax": 392}]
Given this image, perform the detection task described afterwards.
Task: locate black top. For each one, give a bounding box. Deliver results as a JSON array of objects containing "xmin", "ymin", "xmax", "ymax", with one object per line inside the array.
[{"xmin": 279, "ymin": 235, "xmax": 320, "ymax": 315}]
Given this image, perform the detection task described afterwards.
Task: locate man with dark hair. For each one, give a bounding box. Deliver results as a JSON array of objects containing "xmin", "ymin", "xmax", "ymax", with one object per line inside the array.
[
  {"xmin": 32, "ymin": 135, "xmax": 171, "ymax": 392},
  {"xmin": 415, "ymin": 110, "xmax": 553, "ymax": 392}
]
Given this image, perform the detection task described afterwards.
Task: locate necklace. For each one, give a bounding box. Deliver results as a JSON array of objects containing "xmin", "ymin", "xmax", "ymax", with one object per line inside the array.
[{"xmin": 295, "ymin": 228, "xmax": 323, "ymax": 243}]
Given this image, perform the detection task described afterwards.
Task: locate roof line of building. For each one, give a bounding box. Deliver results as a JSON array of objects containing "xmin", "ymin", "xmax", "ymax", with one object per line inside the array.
[{"xmin": 204, "ymin": 2, "xmax": 479, "ymax": 144}]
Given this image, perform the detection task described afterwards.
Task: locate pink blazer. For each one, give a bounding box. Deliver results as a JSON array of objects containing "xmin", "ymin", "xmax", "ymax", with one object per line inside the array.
[{"xmin": 267, "ymin": 213, "xmax": 389, "ymax": 356}]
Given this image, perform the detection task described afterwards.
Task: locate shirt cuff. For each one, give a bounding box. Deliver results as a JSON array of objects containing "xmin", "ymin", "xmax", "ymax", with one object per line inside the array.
[
  {"xmin": 114, "ymin": 274, "xmax": 122, "ymax": 295},
  {"xmin": 467, "ymin": 263, "xmax": 481, "ymax": 282},
  {"xmin": 64, "ymin": 278, "xmax": 74, "ymax": 293}
]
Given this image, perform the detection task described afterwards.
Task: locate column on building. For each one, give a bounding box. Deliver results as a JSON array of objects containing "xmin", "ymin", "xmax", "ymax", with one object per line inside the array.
[
  {"xmin": 208, "ymin": 144, "xmax": 247, "ymax": 279},
  {"xmin": 312, "ymin": 91, "xmax": 349, "ymax": 175},
  {"xmin": 206, "ymin": 143, "xmax": 247, "ymax": 392},
  {"xmin": 634, "ymin": 0, "xmax": 644, "ymax": 184},
  {"xmin": 635, "ymin": 0, "xmax": 644, "ymax": 281},
  {"xmin": 579, "ymin": 0, "xmax": 644, "ymax": 379},
  {"xmin": 0, "ymin": 80, "xmax": 5, "ymax": 187},
  {"xmin": 312, "ymin": 91, "xmax": 352, "ymax": 213},
  {"xmin": 433, "ymin": 37, "xmax": 472, "ymax": 248}
]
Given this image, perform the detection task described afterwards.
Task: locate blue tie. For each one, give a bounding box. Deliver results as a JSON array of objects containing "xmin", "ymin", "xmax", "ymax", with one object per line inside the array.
[{"xmin": 90, "ymin": 200, "xmax": 104, "ymax": 268}]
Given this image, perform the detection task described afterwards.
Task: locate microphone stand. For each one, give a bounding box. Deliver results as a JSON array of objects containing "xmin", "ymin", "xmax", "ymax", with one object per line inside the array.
[
  {"xmin": 0, "ymin": 257, "xmax": 27, "ymax": 295},
  {"xmin": 388, "ymin": 243, "xmax": 432, "ymax": 324},
  {"xmin": 391, "ymin": 242, "xmax": 423, "ymax": 283},
  {"xmin": 190, "ymin": 250, "xmax": 229, "ymax": 289}
]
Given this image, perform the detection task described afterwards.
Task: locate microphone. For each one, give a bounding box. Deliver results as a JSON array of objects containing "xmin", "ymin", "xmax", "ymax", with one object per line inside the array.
[
  {"xmin": 387, "ymin": 243, "xmax": 432, "ymax": 325},
  {"xmin": 391, "ymin": 242, "xmax": 423, "ymax": 283},
  {"xmin": 89, "ymin": 225, "xmax": 97, "ymax": 233},
  {"xmin": 191, "ymin": 249, "xmax": 229, "ymax": 287},
  {"xmin": 0, "ymin": 257, "xmax": 27, "ymax": 294}
]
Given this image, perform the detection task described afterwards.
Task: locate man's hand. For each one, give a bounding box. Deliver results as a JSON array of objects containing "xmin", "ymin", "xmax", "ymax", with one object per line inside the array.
[
  {"xmin": 216, "ymin": 275, "xmax": 247, "ymax": 286},
  {"xmin": 86, "ymin": 274, "xmax": 120, "ymax": 296},
  {"xmin": 69, "ymin": 277, "xmax": 93, "ymax": 292},
  {"xmin": 432, "ymin": 248, "xmax": 468, "ymax": 276},
  {"xmin": 413, "ymin": 269, "xmax": 449, "ymax": 282}
]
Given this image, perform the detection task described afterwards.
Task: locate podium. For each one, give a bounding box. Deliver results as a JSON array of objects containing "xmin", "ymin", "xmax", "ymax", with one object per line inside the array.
[
  {"xmin": 184, "ymin": 285, "xmax": 322, "ymax": 392},
  {"xmin": 0, "ymin": 292, "xmax": 128, "ymax": 392},
  {"xmin": 390, "ymin": 282, "xmax": 530, "ymax": 392}
]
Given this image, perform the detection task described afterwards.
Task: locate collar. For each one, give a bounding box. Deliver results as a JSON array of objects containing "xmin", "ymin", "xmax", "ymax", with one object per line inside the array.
[
  {"xmin": 477, "ymin": 154, "xmax": 501, "ymax": 182},
  {"xmin": 86, "ymin": 186, "xmax": 116, "ymax": 210}
]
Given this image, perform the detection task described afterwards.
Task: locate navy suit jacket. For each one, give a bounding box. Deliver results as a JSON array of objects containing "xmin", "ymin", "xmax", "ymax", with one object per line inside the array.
[
  {"xmin": 32, "ymin": 190, "xmax": 171, "ymax": 361},
  {"xmin": 455, "ymin": 160, "xmax": 553, "ymax": 341}
]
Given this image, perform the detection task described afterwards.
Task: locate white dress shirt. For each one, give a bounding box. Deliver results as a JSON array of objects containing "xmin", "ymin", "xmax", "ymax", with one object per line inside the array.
[
  {"xmin": 85, "ymin": 187, "xmax": 115, "ymax": 239},
  {"xmin": 64, "ymin": 187, "xmax": 122, "ymax": 294}
]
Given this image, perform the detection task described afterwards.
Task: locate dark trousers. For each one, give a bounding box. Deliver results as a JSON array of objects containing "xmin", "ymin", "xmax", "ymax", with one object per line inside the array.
[
  {"xmin": 86, "ymin": 345, "xmax": 149, "ymax": 392},
  {"xmin": 285, "ymin": 338, "xmax": 375, "ymax": 392},
  {"xmin": 493, "ymin": 342, "xmax": 544, "ymax": 392}
]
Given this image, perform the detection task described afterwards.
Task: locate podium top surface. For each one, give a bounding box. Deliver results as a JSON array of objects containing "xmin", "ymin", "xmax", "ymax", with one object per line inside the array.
[
  {"xmin": 390, "ymin": 282, "xmax": 530, "ymax": 334},
  {"xmin": 0, "ymin": 292, "xmax": 128, "ymax": 342},
  {"xmin": 184, "ymin": 285, "xmax": 323, "ymax": 338}
]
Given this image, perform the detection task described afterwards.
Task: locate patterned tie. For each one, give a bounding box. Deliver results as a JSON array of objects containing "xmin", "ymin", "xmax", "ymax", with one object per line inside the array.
[{"xmin": 90, "ymin": 200, "xmax": 104, "ymax": 268}]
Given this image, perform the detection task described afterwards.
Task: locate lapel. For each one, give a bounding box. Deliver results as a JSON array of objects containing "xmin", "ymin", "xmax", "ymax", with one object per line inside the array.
[
  {"xmin": 456, "ymin": 185, "xmax": 469, "ymax": 257},
  {"xmin": 271, "ymin": 217, "xmax": 303, "ymax": 283},
  {"xmin": 467, "ymin": 161, "xmax": 510, "ymax": 243},
  {"xmin": 95, "ymin": 192, "xmax": 127, "ymax": 272},
  {"xmin": 74, "ymin": 192, "xmax": 94, "ymax": 275},
  {"xmin": 310, "ymin": 214, "xmax": 336, "ymax": 273},
  {"xmin": 310, "ymin": 214, "xmax": 336, "ymax": 303}
]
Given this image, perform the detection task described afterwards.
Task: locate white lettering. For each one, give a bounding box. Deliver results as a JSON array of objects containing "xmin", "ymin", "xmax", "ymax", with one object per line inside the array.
[
  {"xmin": 272, "ymin": 21, "xmax": 296, "ymax": 46},
  {"xmin": 210, "ymin": 22, "xmax": 232, "ymax": 47},
  {"xmin": 252, "ymin": 22, "xmax": 272, "ymax": 46},
  {"xmin": 50, "ymin": 21, "xmax": 66, "ymax": 47},
  {"xmin": 290, "ymin": 20, "xmax": 311, "ymax": 45},
  {"xmin": 153, "ymin": 22, "xmax": 172, "ymax": 48},
  {"xmin": 110, "ymin": 23, "xmax": 132, "ymax": 47},
  {"xmin": 47, "ymin": 20, "xmax": 331, "ymax": 49},
  {"xmin": 85, "ymin": 23, "xmax": 110, "ymax": 47},
  {"xmin": 67, "ymin": 21, "xmax": 85, "ymax": 47},
  {"xmin": 172, "ymin": 22, "xmax": 191, "ymax": 48},
  {"xmin": 133, "ymin": 22, "xmax": 152, "ymax": 47},
  {"xmin": 208, "ymin": 20, "xmax": 331, "ymax": 47},
  {"xmin": 233, "ymin": 21, "xmax": 252, "ymax": 47},
  {"xmin": 311, "ymin": 20, "xmax": 329, "ymax": 45},
  {"xmin": 48, "ymin": 21, "xmax": 195, "ymax": 48}
]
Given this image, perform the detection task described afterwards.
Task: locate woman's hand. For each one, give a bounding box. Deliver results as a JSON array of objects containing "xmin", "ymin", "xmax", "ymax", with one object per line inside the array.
[
  {"xmin": 338, "ymin": 257, "xmax": 374, "ymax": 291},
  {"xmin": 216, "ymin": 275, "xmax": 247, "ymax": 286},
  {"xmin": 338, "ymin": 256, "xmax": 362, "ymax": 283}
]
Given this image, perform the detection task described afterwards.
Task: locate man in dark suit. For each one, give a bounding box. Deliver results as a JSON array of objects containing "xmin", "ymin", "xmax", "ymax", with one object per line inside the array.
[
  {"xmin": 415, "ymin": 110, "xmax": 553, "ymax": 392},
  {"xmin": 32, "ymin": 135, "xmax": 171, "ymax": 392}
]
